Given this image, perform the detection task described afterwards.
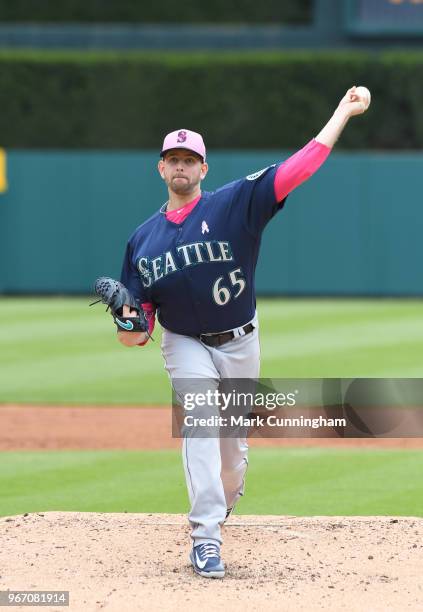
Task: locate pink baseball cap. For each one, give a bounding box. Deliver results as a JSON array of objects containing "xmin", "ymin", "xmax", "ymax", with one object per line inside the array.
[{"xmin": 160, "ymin": 129, "xmax": 206, "ymax": 161}]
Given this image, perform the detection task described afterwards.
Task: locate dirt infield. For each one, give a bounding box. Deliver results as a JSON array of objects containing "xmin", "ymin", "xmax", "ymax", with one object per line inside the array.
[
  {"xmin": 1, "ymin": 404, "xmax": 422, "ymax": 450},
  {"xmin": 1, "ymin": 405, "xmax": 422, "ymax": 611},
  {"xmin": 1, "ymin": 512, "xmax": 422, "ymax": 612}
]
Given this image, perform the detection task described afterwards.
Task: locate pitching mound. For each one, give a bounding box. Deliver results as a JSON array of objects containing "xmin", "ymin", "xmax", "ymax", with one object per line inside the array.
[{"xmin": 0, "ymin": 513, "xmax": 421, "ymax": 611}]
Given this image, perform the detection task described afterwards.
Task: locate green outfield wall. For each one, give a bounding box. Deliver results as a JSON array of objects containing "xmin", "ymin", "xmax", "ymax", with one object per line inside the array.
[
  {"xmin": 0, "ymin": 150, "xmax": 420, "ymax": 296},
  {"xmin": 0, "ymin": 0, "xmax": 311, "ymax": 23},
  {"xmin": 0, "ymin": 51, "xmax": 422, "ymax": 150}
]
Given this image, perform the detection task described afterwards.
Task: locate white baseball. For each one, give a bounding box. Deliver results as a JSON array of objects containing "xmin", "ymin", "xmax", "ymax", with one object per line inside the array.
[{"xmin": 355, "ymin": 86, "xmax": 371, "ymax": 110}]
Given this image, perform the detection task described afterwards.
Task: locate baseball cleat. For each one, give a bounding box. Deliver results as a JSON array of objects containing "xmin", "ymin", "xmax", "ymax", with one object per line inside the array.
[{"xmin": 190, "ymin": 543, "xmax": 225, "ymax": 578}]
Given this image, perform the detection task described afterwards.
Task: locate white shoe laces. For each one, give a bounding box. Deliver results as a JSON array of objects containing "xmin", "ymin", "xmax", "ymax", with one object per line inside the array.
[{"xmin": 198, "ymin": 544, "xmax": 220, "ymax": 560}]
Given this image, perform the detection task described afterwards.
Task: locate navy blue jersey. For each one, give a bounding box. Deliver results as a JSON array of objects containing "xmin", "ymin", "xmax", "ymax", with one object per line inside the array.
[{"xmin": 121, "ymin": 164, "xmax": 287, "ymax": 336}]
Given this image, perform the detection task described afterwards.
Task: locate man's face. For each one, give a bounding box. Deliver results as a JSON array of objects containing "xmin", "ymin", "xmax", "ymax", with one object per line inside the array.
[{"xmin": 158, "ymin": 149, "xmax": 208, "ymax": 195}]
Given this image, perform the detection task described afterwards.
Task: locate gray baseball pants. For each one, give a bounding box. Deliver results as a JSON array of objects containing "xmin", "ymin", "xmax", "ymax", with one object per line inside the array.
[{"xmin": 161, "ymin": 316, "xmax": 260, "ymax": 547}]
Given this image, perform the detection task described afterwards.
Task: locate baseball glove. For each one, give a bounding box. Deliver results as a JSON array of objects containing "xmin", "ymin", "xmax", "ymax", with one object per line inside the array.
[{"xmin": 90, "ymin": 277, "xmax": 150, "ymax": 335}]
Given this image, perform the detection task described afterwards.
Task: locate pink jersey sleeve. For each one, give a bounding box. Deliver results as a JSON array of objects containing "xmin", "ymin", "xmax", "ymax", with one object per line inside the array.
[
  {"xmin": 274, "ymin": 138, "xmax": 331, "ymax": 202},
  {"xmin": 137, "ymin": 302, "xmax": 156, "ymax": 346}
]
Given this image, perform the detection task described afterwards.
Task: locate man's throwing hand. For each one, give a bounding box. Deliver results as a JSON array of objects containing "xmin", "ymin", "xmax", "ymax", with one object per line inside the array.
[{"xmin": 337, "ymin": 86, "xmax": 371, "ymax": 117}]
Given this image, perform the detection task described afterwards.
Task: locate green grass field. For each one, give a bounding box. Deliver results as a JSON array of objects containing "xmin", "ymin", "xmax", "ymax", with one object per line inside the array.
[
  {"xmin": 1, "ymin": 297, "xmax": 423, "ymax": 404},
  {"xmin": 1, "ymin": 448, "xmax": 422, "ymax": 518},
  {"xmin": 1, "ymin": 297, "xmax": 422, "ymax": 518}
]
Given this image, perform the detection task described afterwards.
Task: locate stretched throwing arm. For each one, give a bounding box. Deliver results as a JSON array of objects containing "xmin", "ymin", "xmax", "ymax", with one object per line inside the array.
[
  {"xmin": 273, "ymin": 86, "xmax": 370, "ymax": 201},
  {"xmin": 315, "ymin": 86, "xmax": 369, "ymax": 148}
]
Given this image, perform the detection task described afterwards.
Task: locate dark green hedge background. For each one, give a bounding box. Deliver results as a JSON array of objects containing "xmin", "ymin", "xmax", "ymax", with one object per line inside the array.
[
  {"xmin": 0, "ymin": 0, "xmax": 312, "ymax": 23},
  {"xmin": 0, "ymin": 51, "xmax": 421, "ymax": 150}
]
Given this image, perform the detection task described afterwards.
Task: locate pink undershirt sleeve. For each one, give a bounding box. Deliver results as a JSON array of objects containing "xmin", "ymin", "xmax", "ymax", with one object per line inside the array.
[
  {"xmin": 137, "ymin": 302, "xmax": 156, "ymax": 346},
  {"xmin": 274, "ymin": 138, "xmax": 332, "ymax": 202}
]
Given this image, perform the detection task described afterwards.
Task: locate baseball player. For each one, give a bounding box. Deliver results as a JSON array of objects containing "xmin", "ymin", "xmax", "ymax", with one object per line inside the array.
[{"xmin": 115, "ymin": 87, "xmax": 368, "ymax": 578}]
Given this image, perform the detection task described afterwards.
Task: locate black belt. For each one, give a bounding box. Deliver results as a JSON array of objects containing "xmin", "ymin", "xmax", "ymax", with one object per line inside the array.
[{"xmin": 199, "ymin": 323, "xmax": 254, "ymax": 347}]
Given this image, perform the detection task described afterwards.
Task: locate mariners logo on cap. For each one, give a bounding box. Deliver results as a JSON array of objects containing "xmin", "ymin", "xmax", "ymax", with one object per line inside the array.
[{"xmin": 177, "ymin": 130, "xmax": 187, "ymax": 143}]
